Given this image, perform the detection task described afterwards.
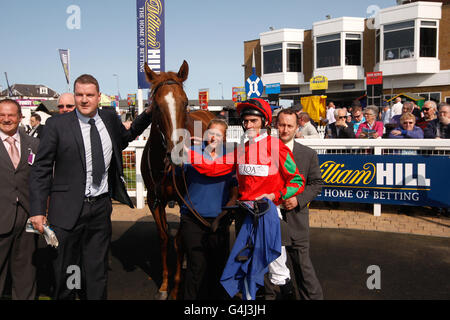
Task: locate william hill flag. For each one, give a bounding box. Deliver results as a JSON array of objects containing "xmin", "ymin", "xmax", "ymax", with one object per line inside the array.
[{"xmin": 58, "ymin": 49, "xmax": 70, "ymax": 85}]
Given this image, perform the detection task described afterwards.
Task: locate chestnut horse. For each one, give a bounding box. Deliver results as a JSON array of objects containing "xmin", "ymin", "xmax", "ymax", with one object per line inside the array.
[{"xmin": 141, "ymin": 61, "xmax": 215, "ymax": 300}]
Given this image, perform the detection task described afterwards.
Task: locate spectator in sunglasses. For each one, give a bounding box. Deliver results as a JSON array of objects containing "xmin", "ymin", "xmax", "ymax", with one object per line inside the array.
[
  {"xmin": 325, "ymin": 108, "xmax": 355, "ymax": 138},
  {"xmin": 416, "ymin": 100, "xmax": 438, "ymax": 131},
  {"xmin": 388, "ymin": 113, "xmax": 424, "ymax": 139},
  {"xmin": 56, "ymin": 93, "xmax": 76, "ymax": 114},
  {"xmin": 423, "ymin": 104, "xmax": 450, "ymax": 139},
  {"xmin": 350, "ymin": 106, "xmax": 365, "ymax": 134}
]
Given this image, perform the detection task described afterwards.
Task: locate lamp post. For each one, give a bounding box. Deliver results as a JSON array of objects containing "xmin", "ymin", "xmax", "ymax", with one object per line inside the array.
[{"xmin": 218, "ymin": 82, "xmax": 224, "ymax": 100}]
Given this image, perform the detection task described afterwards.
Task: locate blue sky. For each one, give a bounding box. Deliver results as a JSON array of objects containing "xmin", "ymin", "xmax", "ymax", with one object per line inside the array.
[{"xmin": 0, "ymin": 0, "xmax": 394, "ymax": 101}]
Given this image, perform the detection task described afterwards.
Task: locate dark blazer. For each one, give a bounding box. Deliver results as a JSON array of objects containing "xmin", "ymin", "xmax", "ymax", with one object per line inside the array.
[
  {"xmin": 29, "ymin": 108, "xmax": 152, "ymax": 230},
  {"xmin": 29, "ymin": 124, "xmax": 45, "ymax": 139},
  {"xmin": 0, "ymin": 130, "xmax": 39, "ymax": 234},
  {"xmin": 280, "ymin": 142, "xmax": 323, "ymax": 245},
  {"xmin": 325, "ymin": 122, "xmax": 356, "ymax": 138}
]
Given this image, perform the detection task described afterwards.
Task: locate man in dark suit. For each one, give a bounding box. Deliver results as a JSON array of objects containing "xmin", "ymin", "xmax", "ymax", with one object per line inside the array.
[
  {"xmin": 29, "ymin": 74, "xmax": 152, "ymax": 300},
  {"xmin": 0, "ymin": 99, "xmax": 40, "ymax": 300},
  {"xmin": 28, "ymin": 113, "xmax": 44, "ymax": 139},
  {"xmin": 325, "ymin": 108, "xmax": 355, "ymax": 138},
  {"xmin": 267, "ymin": 108, "xmax": 323, "ymax": 300}
]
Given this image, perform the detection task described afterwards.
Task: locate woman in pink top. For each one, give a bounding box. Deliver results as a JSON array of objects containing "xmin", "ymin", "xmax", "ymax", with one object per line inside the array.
[{"xmin": 356, "ymin": 106, "xmax": 384, "ymax": 138}]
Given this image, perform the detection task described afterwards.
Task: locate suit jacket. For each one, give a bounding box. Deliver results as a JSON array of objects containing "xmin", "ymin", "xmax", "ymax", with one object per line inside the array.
[
  {"xmin": 29, "ymin": 108, "xmax": 152, "ymax": 230},
  {"xmin": 280, "ymin": 142, "xmax": 323, "ymax": 246},
  {"xmin": 29, "ymin": 124, "xmax": 44, "ymax": 139},
  {"xmin": 326, "ymin": 122, "xmax": 355, "ymax": 138},
  {"xmin": 0, "ymin": 130, "xmax": 39, "ymax": 234}
]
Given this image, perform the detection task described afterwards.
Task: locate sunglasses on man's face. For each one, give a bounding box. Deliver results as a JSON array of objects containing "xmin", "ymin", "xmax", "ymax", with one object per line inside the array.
[
  {"xmin": 338, "ymin": 116, "xmax": 346, "ymax": 119},
  {"xmin": 422, "ymin": 108, "xmax": 431, "ymax": 112},
  {"xmin": 402, "ymin": 121, "xmax": 414, "ymax": 125},
  {"xmin": 57, "ymin": 104, "xmax": 75, "ymax": 109}
]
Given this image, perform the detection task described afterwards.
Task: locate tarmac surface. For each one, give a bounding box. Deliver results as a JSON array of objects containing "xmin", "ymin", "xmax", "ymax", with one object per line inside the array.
[
  {"xmin": 106, "ymin": 219, "xmax": 450, "ymax": 300},
  {"xmin": 3, "ymin": 202, "xmax": 449, "ymax": 301}
]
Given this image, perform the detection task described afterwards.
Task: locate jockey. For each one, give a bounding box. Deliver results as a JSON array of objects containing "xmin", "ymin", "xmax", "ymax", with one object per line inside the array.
[
  {"xmin": 186, "ymin": 98, "xmax": 305, "ymax": 299},
  {"xmin": 187, "ymin": 98, "xmax": 304, "ymax": 205}
]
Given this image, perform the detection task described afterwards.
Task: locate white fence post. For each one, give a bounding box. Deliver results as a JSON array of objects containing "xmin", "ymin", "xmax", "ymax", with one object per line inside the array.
[{"xmin": 373, "ymin": 146, "xmax": 382, "ymax": 217}]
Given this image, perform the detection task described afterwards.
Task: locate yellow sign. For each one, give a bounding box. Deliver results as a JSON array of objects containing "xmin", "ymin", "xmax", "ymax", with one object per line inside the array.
[{"xmin": 310, "ymin": 76, "xmax": 328, "ymax": 91}]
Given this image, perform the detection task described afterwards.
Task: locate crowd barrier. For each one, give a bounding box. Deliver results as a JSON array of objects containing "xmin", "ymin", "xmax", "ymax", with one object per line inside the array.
[{"xmin": 123, "ymin": 136, "xmax": 450, "ymax": 216}]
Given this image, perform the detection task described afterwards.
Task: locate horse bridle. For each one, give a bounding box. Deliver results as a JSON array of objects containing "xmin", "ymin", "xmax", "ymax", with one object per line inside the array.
[{"xmin": 147, "ymin": 80, "xmax": 215, "ymax": 229}]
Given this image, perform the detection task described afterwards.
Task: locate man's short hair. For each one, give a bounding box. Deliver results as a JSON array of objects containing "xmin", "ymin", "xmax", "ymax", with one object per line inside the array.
[
  {"xmin": 424, "ymin": 100, "xmax": 437, "ymax": 110},
  {"xmin": 334, "ymin": 108, "xmax": 346, "ymax": 118},
  {"xmin": 0, "ymin": 98, "xmax": 22, "ymax": 115},
  {"xmin": 298, "ymin": 112, "xmax": 310, "ymax": 122},
  {"xmin": 279, "ymin": 108, "xmax": 299, "ymax": 121},
  {"xmin": 31, "ymin": 113, "xmax": 41, "ymax": 122},
  {"xmin": 352, "ymin": 106, "xmax": 363, "ymax": 114},
  {"xmin": 74, "ymin": 74, "xmax": 100, "ymax": 93}
]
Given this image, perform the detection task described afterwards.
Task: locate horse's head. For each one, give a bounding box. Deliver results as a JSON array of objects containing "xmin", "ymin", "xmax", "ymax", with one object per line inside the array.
[{"xmin": 145, "ymin": 61, "xmax": 189, "ymax": 154}]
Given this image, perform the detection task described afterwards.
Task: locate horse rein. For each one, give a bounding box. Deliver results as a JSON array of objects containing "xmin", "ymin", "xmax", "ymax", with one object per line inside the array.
[{"xmin": 148, "ymin": 79, "xmax": 224, "ymax": 230}]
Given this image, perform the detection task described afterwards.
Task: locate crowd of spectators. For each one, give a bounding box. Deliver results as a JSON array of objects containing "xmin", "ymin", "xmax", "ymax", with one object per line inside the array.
[{"xmin": 279, "ymin": 99, "xmax": 449, "ymax": 139}]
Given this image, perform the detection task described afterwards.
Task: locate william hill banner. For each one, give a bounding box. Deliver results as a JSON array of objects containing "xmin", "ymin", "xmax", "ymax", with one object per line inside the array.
[
  {"xmin": 316, "ymin": 155, "xmax": 450, "ymax": 208},
  {"xmin": 137, "ymin": 0, "xmax": 165, "ymax": 89}
]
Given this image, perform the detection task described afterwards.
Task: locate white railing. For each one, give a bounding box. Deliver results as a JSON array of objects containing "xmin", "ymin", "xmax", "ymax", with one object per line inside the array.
[{"xmin": 124, "ymin": 138, "xmax": 450, "ymax": 216}]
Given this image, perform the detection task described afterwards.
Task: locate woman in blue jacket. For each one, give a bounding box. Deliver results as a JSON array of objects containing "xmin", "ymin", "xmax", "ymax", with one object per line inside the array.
[{"xmin": 388, "ymin": 113, "xmax": 424, "ymax": 139}]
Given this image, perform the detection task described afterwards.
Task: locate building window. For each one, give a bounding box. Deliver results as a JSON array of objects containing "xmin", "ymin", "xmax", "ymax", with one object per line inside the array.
[
  {"xmin": 263, "ymin": 43, "xmax": 282, "ymax": 74},
  {"xmin": 39, "ymin": 87, "xmax": 48, "ymax": 95},
  {"xmin": 418, "ymin": 92, "xmax": 441, "ymax": 103},
  {"xmin": 420, "ymin": 21, "xmax": 437, "ymax": 58},
  {"xmin": 316, "ymin": 33, "xmax": 341, "ymax": 68},
  {"xmin": 345, "ymin": 33, "xmax": 361, "ymax": 66},
  {"xmin": 384, "ymin": 20, "xmax": 415, "ymax": 60},
  {"xmin": 287, "ymin": 43, "xmax": 302, "ymax": 72}
]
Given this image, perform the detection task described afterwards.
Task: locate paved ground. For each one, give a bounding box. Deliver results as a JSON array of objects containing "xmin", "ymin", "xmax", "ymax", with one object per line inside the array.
[
  {"xmin": 107, "ymin": 220, "xmax": 450, "ymax": 300},
  {"xmin": 3, "ymin": 201, "xmax": 448, "ymax": 301},
  {"xmin": 104, "ymin": 201, "xmax": 450, "ymax": 300}
]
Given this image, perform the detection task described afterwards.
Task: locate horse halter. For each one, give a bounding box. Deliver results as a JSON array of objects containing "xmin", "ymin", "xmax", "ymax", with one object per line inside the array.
[{"xmin": 150, "ymin": 79, "xmax": 184, "ymax": 102}]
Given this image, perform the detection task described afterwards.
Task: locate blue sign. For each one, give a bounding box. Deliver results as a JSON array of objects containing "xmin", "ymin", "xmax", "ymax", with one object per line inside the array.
[
  {"xmin": 245, "ymin": 69, "xmax": 264, "ymax": 99},
  {"xmin": 265, "ymin": 83, "xmax": 281, "ymax": 95},
  {"xmin": 315, "ymin": 155, "xmax": 450, "ymax": 208},
  {"xmin": 137, "ymin": 0, "xmax": 165, "ymax": 89}
]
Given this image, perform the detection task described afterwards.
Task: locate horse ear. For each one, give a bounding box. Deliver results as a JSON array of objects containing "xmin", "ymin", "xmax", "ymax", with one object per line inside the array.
[
  {"xmin": 177, "ymin": 60, "xmax": 189, "ymax": 82},
  {"xmin": 144, "ymin": 63, "xmax": 159, "ymax": 83}
]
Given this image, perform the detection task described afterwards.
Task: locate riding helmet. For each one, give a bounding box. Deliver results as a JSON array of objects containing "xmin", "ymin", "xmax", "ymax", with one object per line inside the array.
[{"xmin": 236, "ymin": 98, "xmax": 272, "ymax": 126}]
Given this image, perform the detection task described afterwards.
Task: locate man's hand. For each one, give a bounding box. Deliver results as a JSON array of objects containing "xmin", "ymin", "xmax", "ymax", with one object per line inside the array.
[
  {"xmin": 390, "ymin": 129, "xmax": 401, "ymax": 136},
  {"xmin": 144, "ymin": 104, "xmax": 153, "ymax": 114},
  {"xmin": 255, "ymin": 193, "xmax": 275, "ymax": 202},
  {"xmin": 335, "ymin": 118, "xmax": 347, "ymax": 128},
  {"xmin": 283, "ymin": 197, "xmax": 299, "ymax": 211},
  {"xmin": 29, "ymin": 215, "xmax": 47, "ymax": 234}
]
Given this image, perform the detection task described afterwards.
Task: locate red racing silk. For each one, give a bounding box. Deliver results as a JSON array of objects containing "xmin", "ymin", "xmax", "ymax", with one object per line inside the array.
[{"xmin": 187, "ymin": 133, "xmax": 305, "ymax": 205}]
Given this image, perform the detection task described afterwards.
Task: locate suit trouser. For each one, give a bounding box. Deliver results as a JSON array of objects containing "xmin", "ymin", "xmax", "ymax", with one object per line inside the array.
[
  {"xmin": 51, "ymin": 195, "xmax": 112, "ymax": 300},
  {"xmin": 180, "ymin": 213, "xmax": 230, "ymax": 300},
  {"xmin": 0, "ymin": 204, "xmax": 37, "ymax": 300},
  {"xmin": 287, "ymin": 243, "xmax": 323, "ymax": 300}
]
